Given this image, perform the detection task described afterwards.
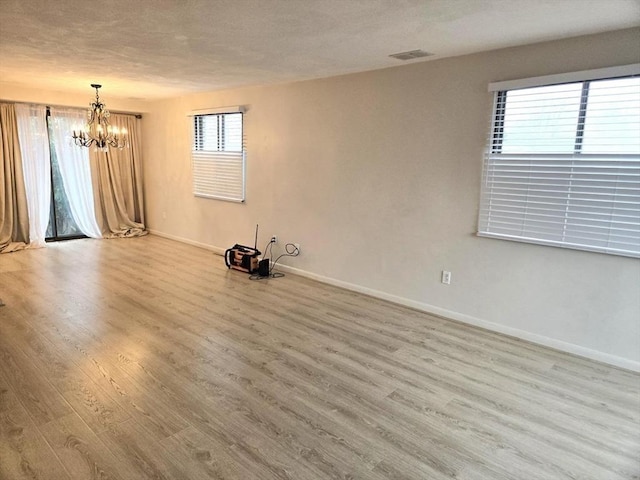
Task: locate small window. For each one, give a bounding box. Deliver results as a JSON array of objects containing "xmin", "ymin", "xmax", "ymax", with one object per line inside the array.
[
  {"xmin": 191, "ymin": 110, "xmax": 244, "ymax": 202},
  {"xmin": 478, "ymin": 70, "xmax": 640, "ymax": 257}
]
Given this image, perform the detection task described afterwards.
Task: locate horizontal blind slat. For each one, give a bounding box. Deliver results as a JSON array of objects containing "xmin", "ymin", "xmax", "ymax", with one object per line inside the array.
[
  {"xmin": 192, "ymin": 111, "xmax": 245, "ymax": 202},
  {"xmin": 480, "ymin": 75, "xmax": 640, "ymax": 257}
]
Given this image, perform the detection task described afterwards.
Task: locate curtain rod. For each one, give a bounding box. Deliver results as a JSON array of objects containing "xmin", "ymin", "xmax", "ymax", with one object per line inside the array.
[{"xmin": 0, "ymin": 99, "xmax": 143, "ymax": 118}]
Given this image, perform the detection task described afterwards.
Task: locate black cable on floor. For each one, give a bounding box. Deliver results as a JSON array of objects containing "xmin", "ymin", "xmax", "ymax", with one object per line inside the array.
[{"xmin": 249, "ymin": 243, "xmax": 299, "ymax": 281}]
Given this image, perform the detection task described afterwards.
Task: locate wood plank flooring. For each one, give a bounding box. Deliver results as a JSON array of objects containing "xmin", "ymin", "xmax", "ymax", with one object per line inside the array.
[{"xmin": 0, "ymin": 235, "xmax": 638, "ymax": 480}]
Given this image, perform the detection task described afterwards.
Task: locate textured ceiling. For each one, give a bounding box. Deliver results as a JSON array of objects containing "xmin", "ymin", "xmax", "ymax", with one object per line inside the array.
[{"xmin": 0, "ymin": 0, "xmax": 638, "ymax": 100}]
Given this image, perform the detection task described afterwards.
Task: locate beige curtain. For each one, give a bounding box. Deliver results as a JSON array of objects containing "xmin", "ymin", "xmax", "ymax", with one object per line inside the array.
[
  {"xmin": 0, "ymin": 104, "xmax": 30, "ymax": 253},
  {"xmin": 89, "ymin": 113, "xmax": 146, "ymax": 238}
]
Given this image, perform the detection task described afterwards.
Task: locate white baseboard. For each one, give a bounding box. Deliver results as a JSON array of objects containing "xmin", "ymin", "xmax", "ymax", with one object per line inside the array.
[
  {"xmin": 148, "ymin": 229, "xmax": 226, "ymax": 255},
  {"xmin": 148, "ymin": 230, "xmax": 640, "ymax": 372}
]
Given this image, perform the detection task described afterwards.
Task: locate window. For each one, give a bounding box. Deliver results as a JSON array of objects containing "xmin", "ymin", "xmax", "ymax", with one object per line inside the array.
[
  {"xmin": 191, "ymin": 107, "xmax": 245, "ymax": 202},
  {"xmin": 478, "ymin": 65, "xmax": 640, "ymax": 258}
]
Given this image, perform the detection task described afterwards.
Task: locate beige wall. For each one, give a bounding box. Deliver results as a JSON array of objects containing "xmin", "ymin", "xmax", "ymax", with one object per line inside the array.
[
  {"xmin": 143, "ymin": 28, "xmax": 640, "ymax": 368},
  {"xmin": 3, "ymin": 29, "xmax": 638, "ymax": 368},
  {"xmin": 0, "ymin": 82, "xmax": 151, "ymax": 113}
]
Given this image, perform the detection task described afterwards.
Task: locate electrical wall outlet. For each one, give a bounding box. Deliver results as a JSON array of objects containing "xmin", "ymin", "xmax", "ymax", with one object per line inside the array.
[
  {"xmin": 271, "ymin": 235, "xmax": 277, "ymax": 243},
  {"xmin": 441, "ymin": 270, "xmax": 451, "ymax": 285}
]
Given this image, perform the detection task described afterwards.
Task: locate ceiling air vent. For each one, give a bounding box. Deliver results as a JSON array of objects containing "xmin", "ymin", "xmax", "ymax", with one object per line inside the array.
[{"xmin": 389, "ymin": 49, "xmax": 433, "ymax": 61}]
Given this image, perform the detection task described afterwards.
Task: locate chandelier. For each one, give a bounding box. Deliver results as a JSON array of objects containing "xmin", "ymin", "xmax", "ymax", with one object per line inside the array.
[{"xmin": 72, "ymin": 84, "xmax": 127, "ymax": 151}]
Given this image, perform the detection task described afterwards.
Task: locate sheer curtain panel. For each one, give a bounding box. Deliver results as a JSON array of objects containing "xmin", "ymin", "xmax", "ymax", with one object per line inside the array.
[
  {"xmin": 0, "ymin": 104, "xmax": 30, "ymax": 253},
  {"xmin": 48, "ymin": 107, "xmax": 102, "ymax": 238},
  {"xmin": 89, "ymin": 113, "xmax": 146, "ymax": 237},
  {"xmin": 15, "ymin": 104, "xmax": 51, "ymax": 247}
]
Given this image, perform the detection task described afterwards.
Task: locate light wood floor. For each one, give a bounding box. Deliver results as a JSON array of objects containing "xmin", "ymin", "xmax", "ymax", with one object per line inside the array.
[{"xmin": 0, "ymin": 235, "xmax": 638, "ymax": 480}]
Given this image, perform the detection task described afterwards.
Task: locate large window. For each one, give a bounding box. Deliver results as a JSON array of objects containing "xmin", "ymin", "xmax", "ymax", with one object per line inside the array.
[
  {"xmin": 191, "ymin": 108, "xmax": 245, "ymax": 202},
  {"xmin": 478, "ymin": 66, "xmax": 640, "ymax": 257}
]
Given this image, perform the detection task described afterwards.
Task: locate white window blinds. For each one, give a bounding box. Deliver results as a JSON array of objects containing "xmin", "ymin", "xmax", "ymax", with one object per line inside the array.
[
  {"xmin": 191, "ymin": 109, "xmax": 245, "ymax": 202},
  {"xmin": 478, "ymin": 73, "xmax": 640, "ymax": 258}
]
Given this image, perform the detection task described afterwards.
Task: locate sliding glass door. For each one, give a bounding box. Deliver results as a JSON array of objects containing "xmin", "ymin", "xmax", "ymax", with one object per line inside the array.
[{"xmin": 45, "ymin": 116, "xmax": 85, "ymax": 241}]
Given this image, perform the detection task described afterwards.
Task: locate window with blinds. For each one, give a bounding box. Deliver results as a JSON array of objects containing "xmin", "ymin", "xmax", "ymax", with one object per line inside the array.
[
  {"xmin": 191, "ymin": 109, "xmax": 245, "ymax": 202},
  {"xmin": 478, "ymin": 71, "xmax": 640, "ymax": 258}
]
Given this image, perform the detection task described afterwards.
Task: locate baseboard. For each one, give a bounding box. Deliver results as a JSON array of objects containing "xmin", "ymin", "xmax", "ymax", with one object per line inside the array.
[
  {"xmin": 148, "ymin": 229, "xmax": 226, "ymax": 255},
  {"xmin": 147, "ymin": 230, "xmax": 640, "ymax": 372},
  {"xmin": 274, "ymin": 263, "xmax": 639, "ymax": 372}
]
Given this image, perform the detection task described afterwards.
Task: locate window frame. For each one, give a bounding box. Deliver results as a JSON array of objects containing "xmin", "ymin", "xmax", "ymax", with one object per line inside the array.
[
  {"xmin": 478, "ymin": 64, "xmax": 640, "ymax": 258},
  {"xmin": 189, "ymin": 106, "xmax": 245, "ymax": 203}
]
